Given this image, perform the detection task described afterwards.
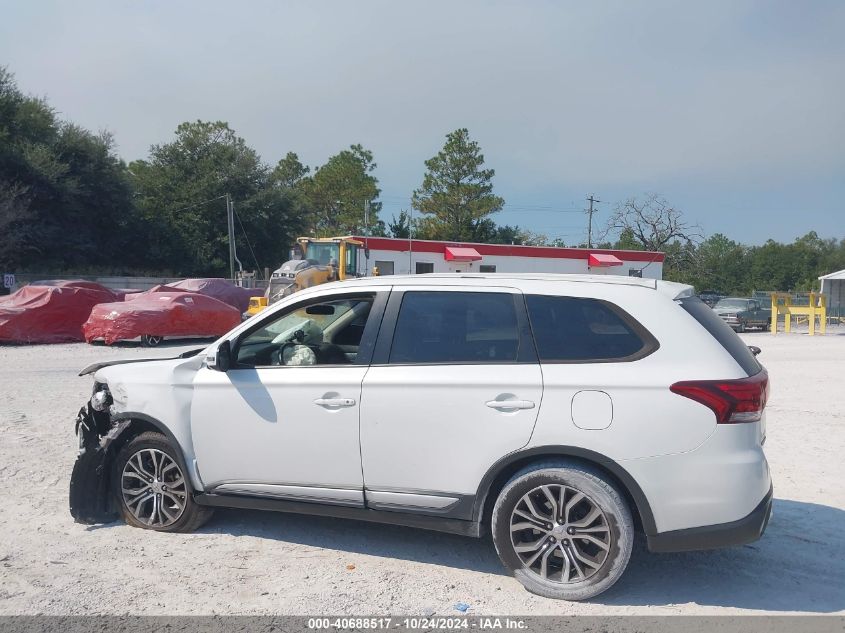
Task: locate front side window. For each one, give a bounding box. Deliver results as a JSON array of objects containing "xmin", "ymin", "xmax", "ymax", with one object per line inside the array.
[
  {"xmin": 236, "ymin": 295, "xmax": 375, "ymax": 367},
  {"xmin": 389, "ymin": 292, "xmax": 519, "ymax": 364},
  {"xmin": 526, "ymin": 295, "xmax": 654, "ymax": 362}
]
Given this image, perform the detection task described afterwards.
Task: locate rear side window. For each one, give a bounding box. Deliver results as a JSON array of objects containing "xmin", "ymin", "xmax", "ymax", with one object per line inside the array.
[
  {"xmin": 526, "ymin": 295, "xmax": 656, "ymax": 362},
  {"xmin": 679, "ymin": 296, "xmax": 762, "ymax": 376},
  {"xmin": 389, "ymin": 292, "xmax": 519, "ymax": 364}
]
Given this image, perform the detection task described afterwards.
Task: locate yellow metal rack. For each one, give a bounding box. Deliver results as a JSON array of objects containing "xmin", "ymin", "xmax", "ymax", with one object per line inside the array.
[{"xmin": 770, "ymin": 292, "xmax": 827, "ymax": 335}]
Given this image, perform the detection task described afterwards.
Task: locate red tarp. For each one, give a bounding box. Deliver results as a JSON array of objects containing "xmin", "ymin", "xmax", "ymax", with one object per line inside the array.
[
  {"xmin": 166, "ymin": 278, "xmax": 254, "ymax": 312},
  {"xmin": 31, "ymin": 280, "xmax": 142, "ymax": 300},
  {"xmin": 0, "ymin": 283, "xmax": 120, "ymax": 344},
  {"xmin": 82, "ymin": 291, "xmax": 240, "ymax": 345}
]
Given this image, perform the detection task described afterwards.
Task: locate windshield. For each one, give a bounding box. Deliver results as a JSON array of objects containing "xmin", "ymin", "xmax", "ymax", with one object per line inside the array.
[
  {"xmin": 715, "ymin": 298, "xmax": 748, "ymax": 309},
  {"xmin": 305, "ymin": 242, "xmax": 339, "ymax": 266}
]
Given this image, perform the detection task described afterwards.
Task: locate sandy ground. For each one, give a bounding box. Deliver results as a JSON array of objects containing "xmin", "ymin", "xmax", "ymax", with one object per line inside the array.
[{"xmin": 0, "ymin": 328, "xmax": 843, "ymax": 616}]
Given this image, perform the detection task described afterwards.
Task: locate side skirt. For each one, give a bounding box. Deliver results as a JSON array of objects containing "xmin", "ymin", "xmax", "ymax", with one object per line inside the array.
[{"xmin": 194, "ymin": 492, "xmax": 482, "ymax": 537}]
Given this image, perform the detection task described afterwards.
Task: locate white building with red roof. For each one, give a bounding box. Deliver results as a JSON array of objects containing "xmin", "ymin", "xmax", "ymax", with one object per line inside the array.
[{"xmin": 352, "ymin": 236, "xmax": 664, "ymax": 279}]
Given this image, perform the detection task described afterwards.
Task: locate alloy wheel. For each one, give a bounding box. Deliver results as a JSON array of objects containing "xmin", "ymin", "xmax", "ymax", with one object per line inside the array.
[
  {"xmin": 121, "ymin": 448, "xmax": 187, "ymax": 527},
  {"xmin": 509, "ymin": 484, "xmax": 611, "ymax": 583}
]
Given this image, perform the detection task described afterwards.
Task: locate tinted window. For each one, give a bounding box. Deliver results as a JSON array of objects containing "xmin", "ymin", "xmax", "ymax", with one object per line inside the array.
[
  {"xmin": 679, "ymin": 296, "xmax": 762, "ymax": 375},
  {"xmin": 526, "ymin": 295, "xmax": 652, "ymax": 361},
  {"xmin": 390, "ymin": 292, "xmax": 519, "ymax": 363},
  {"xmin": 415, "ymin": 262, "xmax": 434, "ymax": 274}
]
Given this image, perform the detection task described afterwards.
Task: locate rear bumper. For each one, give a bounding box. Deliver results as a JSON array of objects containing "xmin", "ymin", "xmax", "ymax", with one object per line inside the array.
[{"xmin": 647, "ymin": 484, "xmax": 772, "ymax": 553}]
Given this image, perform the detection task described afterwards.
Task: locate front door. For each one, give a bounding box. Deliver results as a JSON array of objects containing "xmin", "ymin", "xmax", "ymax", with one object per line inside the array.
[
  {"xmin": 190, "ymin": 290, "xmax": 387, "ymax": 506},
  {"xmin": 360, "ymin": 288, "xmax": 542, "ymax": 515}
]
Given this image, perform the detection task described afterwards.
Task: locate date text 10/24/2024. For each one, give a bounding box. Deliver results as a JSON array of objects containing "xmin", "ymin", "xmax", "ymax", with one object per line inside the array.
[{"xmin": 307, "ymin": 618, "xmax": 528, "ymax": 630}]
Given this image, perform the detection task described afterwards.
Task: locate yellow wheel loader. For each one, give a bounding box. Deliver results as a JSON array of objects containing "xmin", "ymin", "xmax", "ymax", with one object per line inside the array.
[{"xmin": 243, "ymin": 237, "xmax": 364, "ymax": 319}]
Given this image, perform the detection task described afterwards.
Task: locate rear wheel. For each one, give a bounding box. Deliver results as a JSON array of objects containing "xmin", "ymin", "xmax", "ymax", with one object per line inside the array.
[
  {"xmin": 141, "ymin": 334, "xmax": 163, "ymax": 347},
  {"xmin": 112, "ymin": 431, "xmax": 213, "ymax": 532},
  {"xmin": 491, "ymin": 461, "xmax": 633, "ymax": 600}
]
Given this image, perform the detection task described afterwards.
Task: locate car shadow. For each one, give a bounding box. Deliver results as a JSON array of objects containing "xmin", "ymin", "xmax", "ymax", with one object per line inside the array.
[
  {"xmin": 201, "ymin": 507, "xmax": 506, "ymax": 576},
  {"xmin": 597, "ymin": 498, "xmax": 845, "ymax": 612},
  {"xmin": 201, "ymin": 497, "xmax": 844, "ymax": 612}
]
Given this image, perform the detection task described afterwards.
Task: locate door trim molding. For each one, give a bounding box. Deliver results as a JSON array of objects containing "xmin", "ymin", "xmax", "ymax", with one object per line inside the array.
[
  {"xmin": 365, "ymin": 490, "xmax": 459, "ymax": 512},
  {"xmin": 194, "ymin": 492, "xmax": 481, "ymax": 537},
  {"xmin": 210, "ymin": 482, "xmax": 364, "ymax": 507}
]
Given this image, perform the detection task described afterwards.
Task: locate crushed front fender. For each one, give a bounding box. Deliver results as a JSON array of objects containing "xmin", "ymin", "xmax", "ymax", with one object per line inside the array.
[{"xmin": 68, "ymin": 404, "xmax": 128, "ymax": 524}]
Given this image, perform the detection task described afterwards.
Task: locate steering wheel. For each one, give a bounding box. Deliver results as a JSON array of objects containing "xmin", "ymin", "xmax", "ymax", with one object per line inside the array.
[{"xmin": 273, "ymin": 341, "xmax": 318, "ymax": 366}]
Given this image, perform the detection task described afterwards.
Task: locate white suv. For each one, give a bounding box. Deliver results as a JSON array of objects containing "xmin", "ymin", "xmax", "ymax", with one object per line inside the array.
[{"xmin": 71, "ymin": 274, "xmax": 772, "ymax": 600}]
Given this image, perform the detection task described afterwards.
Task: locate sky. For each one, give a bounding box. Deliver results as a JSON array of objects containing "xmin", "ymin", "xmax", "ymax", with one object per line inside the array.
[{"xmin": 2, "ymin": 0, "xmax": 843, "ymax": 245}]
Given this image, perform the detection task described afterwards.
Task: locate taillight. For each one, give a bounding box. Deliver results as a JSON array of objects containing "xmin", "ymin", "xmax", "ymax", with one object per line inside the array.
[{"xmin": 670, "ymin": 370, "xmax": 769, "ymax": 424}]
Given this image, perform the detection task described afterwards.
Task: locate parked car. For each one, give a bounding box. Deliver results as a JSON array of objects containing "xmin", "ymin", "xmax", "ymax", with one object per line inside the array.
[
  {"xmin": 712, "ymin": 297, "xmax": 772, "ymax": 332},
  {"xmin": 134, "ymin": 277, "xmax": 255, "ymax": 312},
  {"xmin": 70, "ymin": 274, "xmax": 771, "ymax": 601},
  {"xmin": 697, "ymin": 290, "xmax": 725, "ymax": 307},
  {"xmin": 0, "ymin": 281, "xmax": 119, "ymax": 344},
  {"xmin": 82, "ymin": 291, "xmax": 241, "ymax": 346}
]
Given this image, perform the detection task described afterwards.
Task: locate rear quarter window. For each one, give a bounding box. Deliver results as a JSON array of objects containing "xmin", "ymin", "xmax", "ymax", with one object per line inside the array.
[
  {"xmin": 526, "ymin": 295, "xmax": 658, "ymax": 362},
  {"xmin": 679, "ymin": 296, "xmax": 762, "ymax": 376}
]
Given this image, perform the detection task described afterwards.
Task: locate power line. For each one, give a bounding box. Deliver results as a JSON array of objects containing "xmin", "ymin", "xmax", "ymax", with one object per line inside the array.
[{"xmin": 167, "ymin": 194, "xmax": 228, "ymax": 215}]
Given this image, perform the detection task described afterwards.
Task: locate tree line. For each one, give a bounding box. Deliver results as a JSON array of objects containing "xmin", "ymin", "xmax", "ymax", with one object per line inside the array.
[{"xmin": 1, "ymin": 66, "xmax": 842, "ymax": 293}]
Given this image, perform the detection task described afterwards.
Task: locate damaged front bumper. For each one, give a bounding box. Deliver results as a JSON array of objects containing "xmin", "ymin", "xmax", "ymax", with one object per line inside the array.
[{"xmin": 68, "ymin": 398, "xmax": 128, "ymax": 524}]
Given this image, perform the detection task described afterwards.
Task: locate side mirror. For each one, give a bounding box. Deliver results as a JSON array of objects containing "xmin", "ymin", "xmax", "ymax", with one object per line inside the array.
[
  {"xmin": 748, "ymin": 345, "xmax": 761, "ymax": 357},
  {"xmin": 208, "ymin": 340, "xmax": 232, "ymax": 372}
]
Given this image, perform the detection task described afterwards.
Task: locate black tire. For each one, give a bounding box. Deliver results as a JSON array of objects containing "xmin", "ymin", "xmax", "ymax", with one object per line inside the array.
[
  {"xmin": 112, "ymin": 431, "xmax": 213, "ymax": 532},
  {"xmin": 491, "ymin": 460, "xmax": 634, "ymax": 601},
  {"xmin": 141, "ymin": 334, "xmax": 163, "ymax": 347}
]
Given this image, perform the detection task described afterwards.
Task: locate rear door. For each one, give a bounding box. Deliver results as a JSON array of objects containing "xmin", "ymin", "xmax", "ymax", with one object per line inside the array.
[{"xmin": 359, "ymin": 287, "xmax": 542, "ymax": 516}]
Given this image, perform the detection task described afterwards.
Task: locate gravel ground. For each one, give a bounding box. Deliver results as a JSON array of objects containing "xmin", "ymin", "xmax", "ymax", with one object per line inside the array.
[{"xmin": 0, "ymin": 329, "xmax": 843, "ymax": 615}]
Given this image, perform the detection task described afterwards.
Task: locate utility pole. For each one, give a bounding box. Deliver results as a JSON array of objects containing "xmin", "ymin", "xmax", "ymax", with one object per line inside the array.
[
  {"xmin": 362, "ymin": 199, "xmax": 371, "ymax": 276},
  {"xmin": 231, "ymin": 199, "xmax": 243, "ymax": 277},
  {"xmin": 586, "ymin": 194, "xmax": 600, "ymax": 248},
  {"xmin": 408, "ymin": 205, "xmax": 414, "ymax": 274},
  {"xmin": 226, "ymin": 194, "xmax": 235, "ymax": 281},
  {"xmin": 364, "ymin": 200, "xmax": 370, "ymax": 236},
  {"xmin": 226, "ymin": 194, "xmax": 242, "ymax": 282}
]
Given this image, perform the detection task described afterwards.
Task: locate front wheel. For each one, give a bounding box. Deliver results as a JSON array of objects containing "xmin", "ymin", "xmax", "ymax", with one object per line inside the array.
[
  {"xmin": 491, "ymin": 461, "xmax": 634, "ymax": 601},
  {"xmin": 112, "ymin": 431, "xmax": 213, "ymax": 532}
]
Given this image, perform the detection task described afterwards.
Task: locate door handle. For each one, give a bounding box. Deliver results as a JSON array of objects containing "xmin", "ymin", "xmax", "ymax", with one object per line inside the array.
[
  {"xmin": 313, "ymin": 398, "xmax": 356, "ymax": 408},
  {"xmin": 485, "ymin": 399, "xmax": 535, "ymax": 410}
]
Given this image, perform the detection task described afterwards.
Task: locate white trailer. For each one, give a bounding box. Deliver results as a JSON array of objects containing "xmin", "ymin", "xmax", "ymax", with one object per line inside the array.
[{"xmin": 352, "ymin": 236, "xmax": 664, "ymax": 280}]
